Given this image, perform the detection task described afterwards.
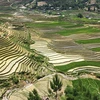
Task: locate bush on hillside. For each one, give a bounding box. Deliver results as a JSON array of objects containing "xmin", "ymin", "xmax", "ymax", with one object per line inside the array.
[{"xmin": 77, "ymin": 13, "xmax": 83, "ymax": 18}]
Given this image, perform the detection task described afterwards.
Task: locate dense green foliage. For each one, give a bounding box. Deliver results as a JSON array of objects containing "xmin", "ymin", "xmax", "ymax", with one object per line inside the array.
[
  {"xmin": 11, "ymin": 76, "xmax": 19, "ymax": 84},
  {"xmin": 37, "ymin": 0, "xmax": 93, "ymax": 10},
  {"xmin": 0, "ymin": 82, "xmax": 10, "ymax": 88},
  {"xmin": 29, "ymin": 54, "xmax": 45, "ymax": 63},
  {"xmin": 0, "ymin": 0, "xmax": 100, "ymax": 11},
  {"xmin": 65, "ymin": 78, "xmax": 100, "ymax": 100},
  {"xmin": 77, "ymin": 13, "xmax": 83, "ymax": 18}
]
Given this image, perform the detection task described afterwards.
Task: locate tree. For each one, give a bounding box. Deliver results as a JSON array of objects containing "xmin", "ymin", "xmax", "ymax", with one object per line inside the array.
[
  {"xmin": 49, "ymin": 74, "xmax": 62, "ymax": 100},
  {"xmin": 77, "ymin": 13, "xmax": 83, "ymax": 18},
  {"xmin": 64, "ymin": 79, "xmax": 100, "ymax": 100},
  {"xmin": 64, "ymin": 85, "xmax": 74, "ymax": 100},
  {"xmin": 11, "ymin": 75, "xmax": 19, "ymax": 84},
  {"xmin": 28, "ymin": 89, "xmax": 41, "ymax": 100}
]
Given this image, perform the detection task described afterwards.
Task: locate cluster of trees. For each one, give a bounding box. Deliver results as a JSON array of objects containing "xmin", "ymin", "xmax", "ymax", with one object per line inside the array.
[
  {"xmin": 36, "ymin": 0, "xmax": 90, "ymax": 10},
  {"xmin": 29, "ymin": 54, "xmax": 45, "ymax": 62},
  {"xmin": 65, "ymin": 79, "xmax": 100, "ymax": 100},
  {"xmin": 36, "ymin": 0, "xmax": 100, "ymax": 11},
  {"xmin": 28, "ymin": 74, "xmax": 100, "ymax": 100}
]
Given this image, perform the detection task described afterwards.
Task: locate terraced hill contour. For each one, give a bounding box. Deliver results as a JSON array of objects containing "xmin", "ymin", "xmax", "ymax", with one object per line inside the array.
[{"xmin": 0, "ymin": 37, "xmax": 53, "ymax": 79}]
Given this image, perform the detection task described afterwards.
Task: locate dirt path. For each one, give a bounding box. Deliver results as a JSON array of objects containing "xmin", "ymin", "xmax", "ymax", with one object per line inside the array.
[
  {"xmin": 9, "ymin": 73, "xmax": 72, "ymax": 100},
  {"xmin": 8, "ymin": 73, "xmax": 98, "ymax": 100}
]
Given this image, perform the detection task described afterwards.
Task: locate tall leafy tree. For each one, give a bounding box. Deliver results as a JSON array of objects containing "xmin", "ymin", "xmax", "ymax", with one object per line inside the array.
[
  {"xmin": 28, "ymin": 89, "xmax": 41, "ymax": 100},
  {"xmin": 50, "ymin": 74, "xmax": 63, "ymax": 100}
]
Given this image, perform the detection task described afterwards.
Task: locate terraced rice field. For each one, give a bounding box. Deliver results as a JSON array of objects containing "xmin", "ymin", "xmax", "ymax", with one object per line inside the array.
[
  {"xmin": 75, "ymin": 37, "xmax": 100, "ymax": 52},
  {"xmin": 30, "ymin": 20, "xmax": 100, "ymax": 74},
  {"xmin": 68, "ymin": 66, "xmax": 100, "ymax": 74},
  {"xmin": 76, "ymin": 38, "xmax": 100, "ymax": 44},
  {"xmin": 48, "ymin": 38, "xmax": 100, "ymax": 61},
  {"xmin": 0, "ymin": 13, "xmax": 100, "ymax": 100},
  {"xmin": 82, "ymin": 43, "xmax": 100, "ymax": 49},
  {"xmin": 0, "ymin": 37, "xmax": 53, "ymax": 79},
  {"xmin": 31, "ymin": 21, "xmax": 100, "ymax": 61},
  {"xmin": 30, "ymin": 40, "xmax": 84, "ymax": 66},
  {"xmin": 55, "ymin": 27, "xmax": 100, "ymax": 36},
  {"xmin": 54, "ymin": 61, "xmax": 100, "ymax": 73},
  {"xmin": 91, "ymin": 47, "xmax": 100, "ymax": 52}
]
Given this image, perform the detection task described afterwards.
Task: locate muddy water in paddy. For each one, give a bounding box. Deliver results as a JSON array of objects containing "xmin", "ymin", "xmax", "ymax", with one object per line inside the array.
[{"xmin": 30, "ymin": 40, "xmax": 84, "ymax": 66}]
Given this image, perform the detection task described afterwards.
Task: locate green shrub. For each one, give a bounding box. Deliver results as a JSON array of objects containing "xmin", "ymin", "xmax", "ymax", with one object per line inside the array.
[
  {"xmin": 36, "ymin": 75, "xmax": 45, "ymax": 79},
  {"xmin": 0, "ymin": 82, "xmax": 10, "ymax": 88},
  {"xmin": 77, "ymin": 13, "xmax": 83, "ymax": 18},
  {"xmin": 11, "ymin": 76, "xmax": 19, "ymax": 84}
]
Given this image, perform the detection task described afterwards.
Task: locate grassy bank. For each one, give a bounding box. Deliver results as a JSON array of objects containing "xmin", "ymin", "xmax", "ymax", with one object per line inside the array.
[
  {"xmin": 56, "ymin": 27, "xmax": 100, "ymax": 36},
  {"xmin": 54, "ymin": 61, "xmax": 100, "ymax": 72},
  {"xmin": 76, "ymin": 38, "xmax": 100, "ymax": 44},
  {"xmin": 91, "ymin": 47, "xmax": 100, "ymax": 52}
]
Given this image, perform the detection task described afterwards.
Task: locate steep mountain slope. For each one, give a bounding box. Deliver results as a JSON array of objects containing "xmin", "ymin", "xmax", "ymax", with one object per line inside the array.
[
  {"xmin": 0, "ymin": 0, "xmax": 33, "ymax": 6},
  {"xmin": 0, "ymin": 0, "xmax": 35, "ymax": 11}
]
